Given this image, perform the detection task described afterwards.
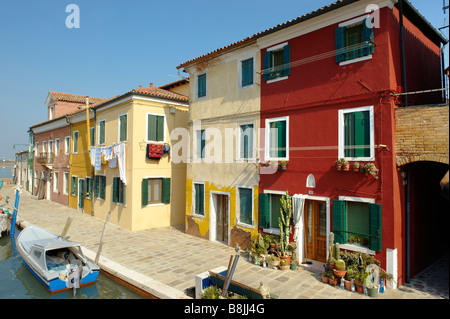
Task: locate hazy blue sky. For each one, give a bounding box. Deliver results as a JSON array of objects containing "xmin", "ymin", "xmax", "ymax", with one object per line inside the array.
[{"xmin": 0, "ymin": 0, "xmax": 448, "ymax": 159}]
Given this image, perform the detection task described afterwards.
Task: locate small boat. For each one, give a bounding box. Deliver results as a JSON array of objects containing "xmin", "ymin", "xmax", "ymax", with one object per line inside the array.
[{"xmin": 16, "ymin": 225, "xmax": 100, "ymax": 293}]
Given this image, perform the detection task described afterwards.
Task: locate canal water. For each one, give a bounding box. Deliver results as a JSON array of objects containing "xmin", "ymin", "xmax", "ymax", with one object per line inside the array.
[{"xmin": 0, "ymin": 230, "xmax": 148, "ymax": 299}]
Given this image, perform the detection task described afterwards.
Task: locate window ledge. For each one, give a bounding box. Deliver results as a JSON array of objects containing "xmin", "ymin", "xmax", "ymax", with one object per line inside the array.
[
  {"xmin": 340, "ymin": 243, "xmax": 375, "ymax": 255},
  {"xmin": 339, "ymin": 55, "xmax": 372, "ymax": 66},
  {"xmin": 266, "ymin": 76, "xmax": 288, "ymax": 84}
]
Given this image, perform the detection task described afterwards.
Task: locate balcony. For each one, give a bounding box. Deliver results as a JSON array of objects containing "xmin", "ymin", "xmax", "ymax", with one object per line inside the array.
[{"xmin": 36, "ymin": 152, "xmax": 54, "ymax": 168}]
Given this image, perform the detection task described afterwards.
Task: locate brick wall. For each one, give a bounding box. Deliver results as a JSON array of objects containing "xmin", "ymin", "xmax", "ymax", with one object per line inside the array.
[{"xmin": 395, "ymin": 104, "xmax": 449, "ymax": 166}]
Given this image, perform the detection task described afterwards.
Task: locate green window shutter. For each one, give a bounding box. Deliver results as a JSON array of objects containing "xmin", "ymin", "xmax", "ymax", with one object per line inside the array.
[
  {"xmin": 263, "ymin": 51, "xmax": 272, "ymax": 81},
  {"xmin": 148, "ymin": 114, "xmax": 157, "ymax": 141},
  {"xmin": 194, "ymin": 184, "xmax": 204, "ymax": 215},
  {"xmin": 156, "ymin": 115, "xmax": 164, "ymax": 142},
  {"xmin": 258, "ymin": 193, "xmax": 270, "ymax": 229},
  {"xmin": 242, "ymin": 58, "xmax": 253, "ymax": 87},
  {"xmin": 100, "ymin": 176, "xmax": 106, "ymax": 199},
  {"xmin": 332, "ymin": 200, "xmax": 347, "ymax": 244},
  {"xmin": 335, "ymin": 27, "xmax": 345, "ymax": 62},
  {"xmin": 282, "ymin": 44, "xmax": 291, "ymax": 76},
  {"xmin": 198, "ymin": 74, "xmax": 206, "ymax": 97},
  {"xmin": 369, "ymin": 203, "xmax": 382, "ymax": 251},
  {"xmin": 277, "ymin": 120, "xmax": 287, "ymax": 158},
  {"xmin": 122, "ymin": 184, "xmax": 126, "ymax": 205},
  {"xmin": 354, "ymin": 111, "xmax": 370, "ymax": 157},
  {"xmin": 161, "ymin": 178, "xmax": 171, "ymax": 204},
  {"xmin": 363, "ymin": 18, "xmax": 375, "ymax": 55},
  {"xmin": 112, "ymin": 177, "xmax": 119, "ymax": 203},
  {"xmin": 119, "ymin": 115, "xmax": 127, "ymax": 141},
  {"xmin": 94, "ymin": 176, "xmax": 99, "ymax": 198},
  {"xmin": 239, "ymin": 188, "xmax": 252, "ymax": 224},
  {"xmin": 142, "ymin": 179, "xmax": 148, "ymax": 206}
]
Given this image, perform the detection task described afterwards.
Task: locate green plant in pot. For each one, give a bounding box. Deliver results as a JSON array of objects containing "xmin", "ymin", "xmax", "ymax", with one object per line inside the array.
[
  {"xmin": 333, "ymin": 259, "xmax": 347, "ymax": 278},
  {"xmin": 278, "ymin": 191, "xmax": 293, "ymax": 265}
]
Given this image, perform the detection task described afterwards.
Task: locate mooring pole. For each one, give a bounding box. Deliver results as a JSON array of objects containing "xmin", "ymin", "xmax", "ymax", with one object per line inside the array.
[
  {"xmin": 95, "ymin": 211, "xmax": 111, "ymax": 264},
  {"xmin": 9, "ymin": 189, "xmax": 20, "ymax": 236}
]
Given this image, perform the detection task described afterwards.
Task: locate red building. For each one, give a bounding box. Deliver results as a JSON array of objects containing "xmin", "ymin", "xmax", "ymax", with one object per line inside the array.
[{"xmin": 257, "ymin": 0, "xmax": 447, "ymax": 287}]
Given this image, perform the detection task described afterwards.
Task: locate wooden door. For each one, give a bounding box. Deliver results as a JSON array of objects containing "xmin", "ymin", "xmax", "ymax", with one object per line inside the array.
[
  {"xmin": 304, "ymin": 200, "xmax": 327, "ymax": 262},
  {"xmin": 215, "ymin": 194, "xmax": 228, "ymax": 244}
]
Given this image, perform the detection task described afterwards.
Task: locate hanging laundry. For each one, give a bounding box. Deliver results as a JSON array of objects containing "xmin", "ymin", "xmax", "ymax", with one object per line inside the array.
[
  {"xmin": 90, "ymin": 147, "xmax": 96, "ymax": 166},
  {"xmin": 146, "ymin": 143, "xmax": 164, "ymax": 160},
  {"xmin": 114, "ymin": 143, "xmax": 126, "ymax": 185},
  {"xmin": 108, "ymin": 156, "xmax": 117, "ymax": 168},
  {"xmin": 94, "ymin": 147, "xmax": 102, "ymax": 171}
]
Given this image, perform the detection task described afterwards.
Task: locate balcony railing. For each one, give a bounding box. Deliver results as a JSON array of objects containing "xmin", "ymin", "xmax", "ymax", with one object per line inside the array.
[{"xmin": 36, "ymin": 152, "xmax": 54, "ymax": 165}]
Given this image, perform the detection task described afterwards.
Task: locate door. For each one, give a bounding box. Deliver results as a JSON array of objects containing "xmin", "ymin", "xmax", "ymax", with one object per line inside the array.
[
  {"xmin": 215, "ymin": 194, "xmax": 229, "ymax": 244},
  {"xmin": 304, "ymin": 200, "xmax": 327, "ymax": 262},
  {"xmin": 78, "ymin": 179, "xmax": 85, "ymax": 210}
]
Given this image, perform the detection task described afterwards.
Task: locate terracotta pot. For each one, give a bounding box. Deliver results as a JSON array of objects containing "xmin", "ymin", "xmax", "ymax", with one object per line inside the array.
[
  {"xmin": 355, "ymin": 281, "xmax": 364, "ymax": 293},
  {"xmin": 321, "ymin": 275, "xmax": 329, "ymax": 283},
  {"xmin": 336, "ymin": 164, "xmax": 342, "ymax": 171},
  {"xmin": 343, "ymin": 163, "xmax": 350, "ymax": 171},
  {"xmin": 344, "ymin": 279, "xmax": 352, "ymax": 291},
  {"xmin": 280, "ymin": 255, "xmax": 291, "ymax": 265},
  {"xmin": 329, "ymin": 278, "xmax": 338, "ymax": 286},
  {"xmin": 280, "ymin": 265, "xmax": 289, "ymax": 271},
  {"xmin": 333, "ymin": 269, "xmax": 347, "ymax": 278}
]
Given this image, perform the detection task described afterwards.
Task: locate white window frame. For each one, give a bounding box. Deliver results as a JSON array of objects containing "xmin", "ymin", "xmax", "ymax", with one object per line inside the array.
[
  {"xmin": 146, "ymin": 112, "xmax": 166, "ymax": 143},
  {"xmin": 194, "ymin": 129, "xmax": 206, "ymax": 160},
  {"xmin": 35, "ymin": 142, "xmax": 38, "ymax": 156},
  {"xmin": 118, "ymin": 113, "xmax": 128, "ymax": 142},
  {"xmin": 266, "ymin": 42, "xmax": 289, "ymax": 83},
  {"xmin": 55, "ymin": 138, "xmax": 60, "ymax": 156},
  {"xmin": 265, "ymin": 116, "xmax": 289, "ymax": 161},
  {"xmin": 53, "ymin": 171, "xmax": 59, "ymax": 193},
  {"xmin": 63, "ymin": 172, "xmax": 69, "ymax": 195},
  {"xmin": 238, "ymin": 55, "xmax": 256, "ymax": 90},
  {"xmin": 192, "ymin": 181, "xmax": 206, "ymax": 218},
  {"xmin": 64, "ymin": 136, "xmax": 70, "ymax": 155},
  {"xmin": 262, "ymin": 189, "xmax": 287, "ymax": 234},
  {"xmin": 338, "ymin": 105, "xmax": 374, "ymax": 162},
  {"xmin": 236, "ymin": 122, "xmax": 256, "ymax": 161},
  {"xmin": 72, "ymin": 131, "xmax": 79, "ymax": 154},
  {"xmin": 98, "ymin": 119, "xmax": 106, "ymax": 145},
  {"xmin": 236, "ymin": 185, "xmax": 255, "ymax": 228},
  {"xmin": 143, "ymin": 176, "xmax": 164, "ymax": 207}
]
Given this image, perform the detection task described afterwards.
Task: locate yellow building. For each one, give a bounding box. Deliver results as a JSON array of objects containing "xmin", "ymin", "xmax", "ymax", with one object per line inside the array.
[
  {"xmin": 91, "ymin": 81, "xmax": 189, "ymax": 231},
  {"xmin": 177, "ymin": 39, "xmax": 261, "ymax": 249},
  {"xmin": 67, "ymin": 108, "xmax": 96, "ymax": 214}
]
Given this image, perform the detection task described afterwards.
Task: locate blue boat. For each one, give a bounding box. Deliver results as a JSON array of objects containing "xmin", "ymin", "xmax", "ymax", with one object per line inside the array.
[{"xmin": 16, "ymin": 225, "xmax": 100, "ymax": 293}]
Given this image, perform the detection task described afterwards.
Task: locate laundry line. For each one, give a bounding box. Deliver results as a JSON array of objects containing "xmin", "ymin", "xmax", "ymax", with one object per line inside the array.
[{"xmin": 90, "ymin": 142, "xmax": 127, "ymax": 185}]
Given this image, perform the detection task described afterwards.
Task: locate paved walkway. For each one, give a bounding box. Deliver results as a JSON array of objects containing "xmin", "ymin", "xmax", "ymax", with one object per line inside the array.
[{"xmin": 2, "ymin": 184, "xmax": 448, "ymax": 299}]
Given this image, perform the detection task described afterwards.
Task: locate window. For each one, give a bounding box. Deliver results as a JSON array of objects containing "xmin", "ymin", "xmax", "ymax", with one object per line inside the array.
[
  {"xmin": 94, "ymin": 175, "xmax": 106, "ymax": 200},
  {"xmin": 259, "ymin": 193, "xmax": 283, "ymax": 230},
  {"xmin": 112, "ymin": 177, "xmax": 126, "ymax": 205},
  {"xmin": 73, "ymin": 131, "xmax": 78, "ymax": 154},
  {"xmin": 335, "ymin": 16, "xmax": 374, "ymax": 64},
  {"xmin": 263, "ymin": 43, "xmax": 290, "ymax": 81},
  {"xmin": 193, "ymin": 183, "xmax": 205, "ymax": 216},
  {"xmin": 53, "ymin": 171, "xmax": 59, "ymax": 192},
  {"xmin": 70, "ymin": 176, "xmax": 78, "ymax": 196},
  {"xmin": 147, "ymin": 114, "xmax": 165, "ymax": 142},
  {"xmin": 238, "ymin": 187, "xmax": 253, "ymax": 225},
  {"xmin": 90, "ymin": 127, "xmax": 95, "ymax": 147},
  {"xmin": 332, "ymin": 199, "xmax": 382, "ymax": 252},
  {"xmin": 119, "ymin": 114, "xmax": 127, "ymax": 142},
  {"xmin": 196, "ymin": 129, "xmax": 206, "ymax": 159},
  {"xmin": 98, "ymin": 120, "xmax": 105, "ymax": 145},
  {"xmin": 338, "ymin": 106, "xmax": 374, "ymax": 160},
  {"xmin": 63, "ymin": 172, "xmax": 69, "ymax": 195},
  {"xmin": 55, "ymin": 139, "xmax": 60, "ymax": 156},
  {"xmin": 35, "ymin": 142, "xmax": 38, "ymax": 156},
  {"xmin": 239, "ymin": 124, "xmax": 254, "ymax": 160},
  {"xmin": 266, "ymin": 117, "xmax": 289, "ymax": 160},
  {"xmin": 142, "ymin": 178, "xmax": 170, "ymax": 206},
  {"xmin": 85, "ymin": 177, "xmax": 93, "ymax": 199},
  {"xmin": 241, "ymin": 58, "xmax": 254, "ymax": 87},
  {"xmin": 197, "ymin": 73, "xmax": 206, "ymax": 98},
  {"xmin": 64, "ymin": 137, "xmax": 70, "ymax": 154}
]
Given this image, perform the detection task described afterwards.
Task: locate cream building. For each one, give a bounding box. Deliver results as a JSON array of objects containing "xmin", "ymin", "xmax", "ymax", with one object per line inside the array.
[
  {"xmin": 177, "ymin": 39, "xmax": 261, "ymax": 249},
  {"xmin": 91, "ymin": 81, "xmax": 189, "ymax": 231}
]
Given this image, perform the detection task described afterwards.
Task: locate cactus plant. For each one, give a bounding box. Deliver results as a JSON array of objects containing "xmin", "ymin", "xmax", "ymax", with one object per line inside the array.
[
  {"xmin": 278, "ymin": 191, "xmax": 292, "ymax": 257},
  {"xmin": 335, "ymin": 259, "xmax": 346, "ymax": 271}
]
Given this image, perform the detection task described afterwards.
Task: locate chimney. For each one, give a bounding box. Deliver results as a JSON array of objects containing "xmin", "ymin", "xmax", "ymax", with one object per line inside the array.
[
  {"xmin": 150, "ymin": 82, "xmax": 153, "ymax": 88},
  {"xmin": 139, "ymin": 85, "xmax": 142, "ymax": 88}
]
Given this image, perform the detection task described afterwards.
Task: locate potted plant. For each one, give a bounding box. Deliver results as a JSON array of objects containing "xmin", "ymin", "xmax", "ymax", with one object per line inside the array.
[
  {"xmin": 279, "ymin": 160, "xmax": 288, "ymax": 170},
  {"xmin": 333, "ymin": 259, "xmax": 347, "ymax": 278},
  {"xmin": 379, "ymin": 268, "xmax": 393, "ymax": 289},
  {"xmin": 353, "ymin": 162, "xmax": 360, "ymax": 172},
  {"xmin": 344, "ymin": 267, "xmax": 356, "ymax": 291},
  {"xmin": 290, "ymin": 259, "xmax": 297, "ymax": 270},
  {"xmin": 364, "ymin": 163, "xmax": 379, "ymax": 179},
  {"xmin": 279, "ymin": 259, "xmax": 289, "ymax": 270},
  {"xmin": 354, "ymin": 271, "xmax": 369, "ymax": 293},
  {"xmin": 342, "ymin": 159, "xmax": 350, "ymax": 171},
  {"xmin": 268, "ymin": 255, "xmax": 280, "ymax": 268},
  {"xmin": 335, "ymin": 158, "xmax": 345, "ymax": 171},
  {"xmin": 321, "ymin": 272, "xmax": 329, "ymax": 283},
  {"xmin": 328, "ymin": 271, "xmax": 337, "ymax": 286},
  {"xmin": 278, "ymin": 191, "xmax": 293, "ymax": 266}
]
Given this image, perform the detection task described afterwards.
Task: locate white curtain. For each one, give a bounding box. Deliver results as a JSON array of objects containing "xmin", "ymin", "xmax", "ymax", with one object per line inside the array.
[{"xmin": 292, "ymin": 194, "xmax": 306, "ymax": 262}]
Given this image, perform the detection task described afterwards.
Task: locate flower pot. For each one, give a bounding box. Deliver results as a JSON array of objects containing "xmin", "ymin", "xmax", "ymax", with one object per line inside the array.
[
  {"xmin": 367, "ymin": 286, "xmax": 378, "ymax": 297},
  {"xmin": 269, "ymin": 260, "xmax": 280, "ymax": 268},
  {"xmin": 321, "ymin": 275, "xmax": 329, "ymax": 283},
  {"xmin": 353, "ymin": 165, "xmax": 359, "ymax": 172},
  {"xmin": 290, "ymin": 263, "xmax": 297, "ymax": 270},
  {"xmin": 333, "ymin": 269, "xmax": 347, "ymax": 278},
  {"xmin": 343, "ymin": 163, "xmax": 350, "ymax": 171},
  {"xmin": 280, "ymin": 265, "xmax": 290, "ymax": 271},
  {"xmin": 344, "ymin": 279, "xmax": 352, "ymax": 291},
  {"xmin": 280, "ymin": 164, "xmax": 287, "ymax": 170},
  {"xmin": 280, "ymin": 255, "xmax": 291, "ymax": 266},
  {"xmin": 336, "ymin": 164, "xmax": 342, "ymax": 171},
  {"xmin": 354, "ymin": 281, "xmax": 364, "ymax": 293},
  {"xmin": 329, "ymin": 278, "xmax": 338, "ymax": 286}
]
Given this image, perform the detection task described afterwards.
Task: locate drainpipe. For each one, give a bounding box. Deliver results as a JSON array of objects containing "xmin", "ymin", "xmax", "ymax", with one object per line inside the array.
[
  {"xmin": 399, "ymin": 0, "xmax": 408, "ymax": 107},
  {"xmin": 405, "ymin": 166, "xmax": 411, "ymax": 283}
]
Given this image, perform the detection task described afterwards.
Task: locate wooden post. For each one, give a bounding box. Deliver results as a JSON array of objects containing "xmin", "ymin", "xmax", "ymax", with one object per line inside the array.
[
  {"xmin": 221, "ymin": 255, "xmax": 234, "ymax": 298},
  {"xmin": 95, "ymin": 211, "xmax": 111, "ymax": 264},
  {"xmin": 60, "ymin": 217, "xmax": 73, "ymax": 238}
]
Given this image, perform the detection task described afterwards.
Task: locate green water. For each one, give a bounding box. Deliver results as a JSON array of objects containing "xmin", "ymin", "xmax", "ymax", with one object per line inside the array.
[{"xmin": 0, "ymin": 230, "xmax": 148, "ymax": 299}]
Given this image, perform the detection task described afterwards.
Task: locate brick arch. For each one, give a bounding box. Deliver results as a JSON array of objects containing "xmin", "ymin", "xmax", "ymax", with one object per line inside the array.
[{"xmin": 397, "ymin": 155, "xmax": 449, "ymax": 167}]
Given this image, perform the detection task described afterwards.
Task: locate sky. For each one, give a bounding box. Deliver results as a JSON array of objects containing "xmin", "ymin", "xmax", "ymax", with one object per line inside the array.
[{"xmin": 0, "ymin": 0, "xmax": 448, "ymax": 160}]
